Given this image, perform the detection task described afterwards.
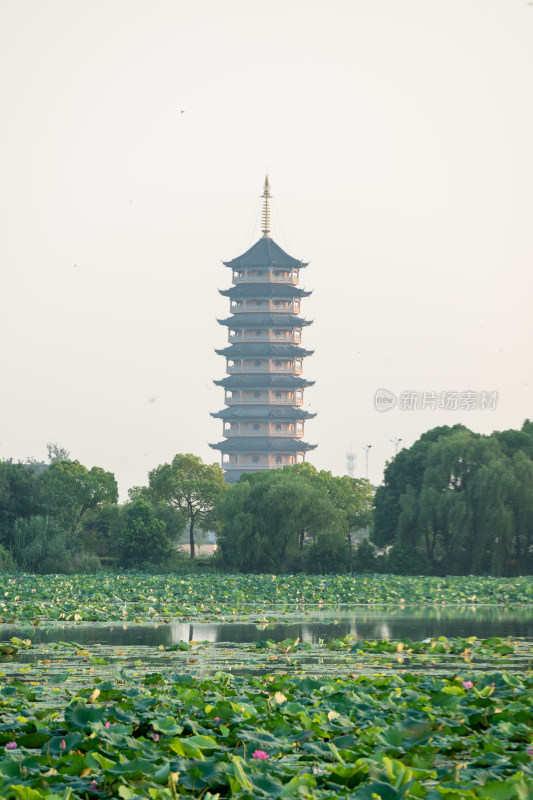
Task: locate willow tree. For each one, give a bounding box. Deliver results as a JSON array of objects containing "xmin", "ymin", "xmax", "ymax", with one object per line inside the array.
[{"xmin": 217, "ymin": 469, "xmax": 338, "ymax": 573}]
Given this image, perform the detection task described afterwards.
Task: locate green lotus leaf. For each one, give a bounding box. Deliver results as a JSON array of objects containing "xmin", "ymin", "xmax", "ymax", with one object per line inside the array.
[{"xmin": 64, "ymin": 699, "xmax": 106, "ymax": 730}]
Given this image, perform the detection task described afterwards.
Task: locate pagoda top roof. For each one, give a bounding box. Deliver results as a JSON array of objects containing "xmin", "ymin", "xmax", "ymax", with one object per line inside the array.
[
  {"xmin": 214, "ymin": 374, "xmax": 314, "ymax": 388},
  {"xmin": 223, "ymin": 237, "xmax": 308, "ymax": 270},
  {"xmin": 211, "ymin": 405, "xmax": 316, "ymax": 421},
  {"xmin": 216, "ymin": 343, "xmax": 313, "ymax": 358},
  {"xmin": 210, "ymin": 437, "xmax": 317, "ymax": 453},
  {"xmin": 218, "ymin": 313, "xmax": 312, "ymax": 328},
  {"xmin": 219, "ymin": 284, "xmax": 311, "ymax": 299}
]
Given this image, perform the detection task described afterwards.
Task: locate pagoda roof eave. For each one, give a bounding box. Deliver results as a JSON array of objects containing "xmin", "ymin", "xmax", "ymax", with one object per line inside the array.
[
  {"xmin": 209, "ymin": 437, "xmax": 317, "ymax": 453},
  {"xmin": 213, "ymin": 374, "xmax": 315, "ymax": 388},
  {"xmin": 219, "ymin": 285, "xmax": 311, "ymax": 299},
  {"xmin": 222, "ymin": 236, "xmax": 308, "ymax": 270},
  {"xmin": 211, "ymin": 405, "xmax": 316, "ymax": 420},
  {"xmin": 217, "ymin": 313, "xmax": 312, "ymax": 328},
  {"xmin": 215, "ymin": 343, "xmax": 313, "ymax": 358}
]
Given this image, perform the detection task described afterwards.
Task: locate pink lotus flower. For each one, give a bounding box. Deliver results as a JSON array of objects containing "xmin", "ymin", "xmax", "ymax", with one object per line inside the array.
[
  {"xmin": 5, "ymin": 742, "xmax": 17, "ymax": 750},
  {"xmin": 104, "ymin": 722, "xmax": 111, "ymax": 728},
  {"xmin": 252, "ymin": 749, "xmax": 268, "ymax": 759},
  {"xmin": 527, "ymin": 748, "xmax": 533, "ymax": 757},
  {"xmin": 60, "ymin": 739, "xmax": 66, "ymax": 749},
  {"xmin": 462, "ymin": 680, "xmax": 474, "ymax": 689},
  {"xmin": 153, "ymin": 733, "xmax": 159, "ymax": 742},
  {"xmin": 214, "ymin": 717, "xmax": 220, "ymax": 722}
]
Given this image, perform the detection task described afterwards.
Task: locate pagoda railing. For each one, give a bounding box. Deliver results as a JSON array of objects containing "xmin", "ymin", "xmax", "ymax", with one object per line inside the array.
[
  {"xmin": 227, "ymin": 364, "xmax": 303, "ymax": 374},
  {"xmin": 223, "ymin": 429, "xmax": 304, "ymax": 437},
  {"xmin": 226, "ymin": 459, "xmax": 298, "ymax": 469},
  {"xmin": 231, "ymin": 301, "xmax": 300, "ymax": 312},
  {"xmin": 224, "ymin": 395, "xmax": 304, "ymax": 405},
  {"xmin": 228, "ymin": 331, "xmax": 301, "ymax": 343},
  {"xmin": 232, "ymin": 273, "xmax": 299, "ymax": 284}
]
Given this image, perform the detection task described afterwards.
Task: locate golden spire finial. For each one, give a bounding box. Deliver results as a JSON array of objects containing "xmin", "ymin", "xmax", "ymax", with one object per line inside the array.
[{"xmin": 260, "ymin": 175, "xmax": 272, "ymax": 237}]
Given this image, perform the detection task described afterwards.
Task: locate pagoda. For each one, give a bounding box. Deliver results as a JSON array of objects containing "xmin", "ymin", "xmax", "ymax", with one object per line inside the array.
[{"xmin": 210, "ymin": 177, "xmax": 316, "ymax": 483}]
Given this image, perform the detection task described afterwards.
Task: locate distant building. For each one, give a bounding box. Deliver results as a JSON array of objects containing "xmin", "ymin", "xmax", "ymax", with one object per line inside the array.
[
  {"xmin": 210, "ymin": 177, "xmax": 316, "ymax": 483},
  {"xmin": 3, "ymin": 458, "xmax": 49, "ymax": 476}
]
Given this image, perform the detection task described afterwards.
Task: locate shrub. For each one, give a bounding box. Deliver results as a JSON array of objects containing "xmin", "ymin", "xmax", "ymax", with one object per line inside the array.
[{"xmin": 10, "ymin": 515, "xmax": 101, "ymax": 574}]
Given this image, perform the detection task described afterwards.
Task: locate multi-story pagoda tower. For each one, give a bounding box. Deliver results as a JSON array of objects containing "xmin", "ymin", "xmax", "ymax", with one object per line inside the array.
[{"xmin": 210, "ymin": 177, "xmax": 316, "ymax": 483}]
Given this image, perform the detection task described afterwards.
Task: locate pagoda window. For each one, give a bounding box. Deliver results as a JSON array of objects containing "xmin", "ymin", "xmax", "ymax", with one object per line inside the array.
[
  {"xmin": 275, "ymin": 360, "xmax": 281, "ymax": 368},
  {"xmin": 254, "ymin": 391, "xmax": 261, "ymax": 398},
  {"xmin": 254, "ymin": 359, "xmax": 261, "ymax": 367},
  {"xmin": 255, "ymin": 330, "xmax": 261, "ymax": 336},
  {"xmin": 253, "ymin": 424, "xmax": 260, "ymax": 430},
  {"xmin": 275, "ymin": 456, "xmax": 282, "ymax": 464},
  {"xmin": 275, "ymin": 391, "xmax": 282, "ymax": 399},
  {"xmin": 297, "ymin": 423, "xmax": 303, "ymax": 432},
  {"xmin": 295, "ymin": 391, "xmax": 303, "ymax": 401},
  {"xmin": 252, "ymin": 455, "xmax": 260, "ymax": 463},
  {"xmin": 275, "ymin": 424, "xmax": 281, "ymax": 431}
]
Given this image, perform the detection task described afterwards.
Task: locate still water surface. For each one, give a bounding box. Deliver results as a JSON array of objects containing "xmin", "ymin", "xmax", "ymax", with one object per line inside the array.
[{"xmin": 2, "ymin": 606, "xmax": 532, "ymax": 647}]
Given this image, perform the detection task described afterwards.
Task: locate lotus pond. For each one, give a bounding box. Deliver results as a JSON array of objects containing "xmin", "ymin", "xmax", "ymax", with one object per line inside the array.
[{"xmin": 1, "ymin": 573, "xmax": 533, "ymax": 798}]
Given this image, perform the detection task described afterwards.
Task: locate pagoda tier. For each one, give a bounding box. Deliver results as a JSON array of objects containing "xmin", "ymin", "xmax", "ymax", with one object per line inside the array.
[
  {"xmin": 212, "ymin": 403, "xmax": 315, "ymax": 441},
  {"xmin": 223, "ymin": 236, "xmax": 308, "ymax": 270},
  {"xmin": 210, "ymin": 177, "xmax": 316, "ymax": 483}
]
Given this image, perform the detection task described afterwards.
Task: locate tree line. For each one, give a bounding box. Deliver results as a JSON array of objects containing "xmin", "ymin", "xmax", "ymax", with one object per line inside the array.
[
  {"xmin": 373, "ymin": 420, "xmax": 533, "ymax": 576},
  {"xmin": 1, "ymin": 420, "xmax": 532, "ymax": 575}
]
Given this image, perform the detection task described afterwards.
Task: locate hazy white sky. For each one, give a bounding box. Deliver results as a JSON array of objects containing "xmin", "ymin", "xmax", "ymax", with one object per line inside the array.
[{"xmin": 1, "ymin": 0, "xmax": 532, "ymax": 499}]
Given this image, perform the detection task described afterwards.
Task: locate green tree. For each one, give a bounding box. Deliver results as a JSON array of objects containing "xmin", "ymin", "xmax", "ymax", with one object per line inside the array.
[
  {"xmin": 0, "ymin": 461, "xmax": 43, "ymax": 549},
  {"xmin": 283, "ymin": 463, "xmax": 373, "ymax": 566},
  {"xmin": 80, "ymin": 503, "xmax": 121, "ymax": 559},
  {"xmin": 497, "ymin": 450, "xmax": 533, "ymax": 574},
  {"xmin": 419, "ymin": 430, "xmax": 508, "ymax": 573},
  {"xmin": 144, "ymin": 454, "xmax": 226, "ymax": 558},
  {"xmin": 40, "ymin": 460, "xmax": 118, "ymax": 533},
  {"xmin": 218, "ymin": 469, "xmax": 338, "ymax": 572},
  {"xmin": 373, "ymin": 425, "xmax": 468, "ymax": 549},
  {"xmin": 116, "ymin": 499, "xmax": 173, "ymax": 568}
]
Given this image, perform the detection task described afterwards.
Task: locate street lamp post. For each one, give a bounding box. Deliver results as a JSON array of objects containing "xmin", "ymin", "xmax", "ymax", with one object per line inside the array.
[
  {"xmin": 390, "ymin": 437, "xmax": 403, "ymax": 456},
  {"xmin": 363, "ymin": 444, "xmax": 372, "ymax": 480}
]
